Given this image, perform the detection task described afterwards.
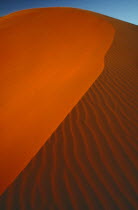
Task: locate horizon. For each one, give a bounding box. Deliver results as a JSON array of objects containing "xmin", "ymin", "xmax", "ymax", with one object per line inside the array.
[{"xmin": 0, "ymin": 0, "xmax": 138, "ymax": 25}]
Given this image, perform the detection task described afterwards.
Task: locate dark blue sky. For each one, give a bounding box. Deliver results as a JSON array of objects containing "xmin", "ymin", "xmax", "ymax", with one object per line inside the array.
[{"xmin": 0, "ymin": 0, "xmax": 138, "ymax": 25}]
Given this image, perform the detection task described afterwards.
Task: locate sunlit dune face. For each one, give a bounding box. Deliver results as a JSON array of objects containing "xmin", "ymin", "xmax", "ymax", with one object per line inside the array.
[{"xmin": 0, "ymin": 7, "xmax": 114, "ymax": 195}]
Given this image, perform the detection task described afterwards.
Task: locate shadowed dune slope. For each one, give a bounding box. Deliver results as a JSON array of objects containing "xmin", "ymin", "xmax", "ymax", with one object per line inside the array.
[
  {"xmin": 0, "ymin": 8, "xmax": 138, "ymax": 210},
  {"xmin": 0, "ymin": 8, "xmax": 114, "ymax": 195}
]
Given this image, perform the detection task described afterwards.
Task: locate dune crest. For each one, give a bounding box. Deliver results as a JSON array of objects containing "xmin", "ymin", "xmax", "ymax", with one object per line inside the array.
[{"xmin": 0, "ymin": 7, "xmax": 114, "ymax": 195}]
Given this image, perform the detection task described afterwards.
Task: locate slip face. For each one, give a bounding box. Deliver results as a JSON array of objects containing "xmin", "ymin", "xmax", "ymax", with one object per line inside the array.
[{"xmin": 0, "ymin": 7, "xmax": 114, "ymax": 195}]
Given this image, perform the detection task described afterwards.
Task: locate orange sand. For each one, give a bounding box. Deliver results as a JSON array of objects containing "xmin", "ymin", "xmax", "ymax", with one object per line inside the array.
[{"xmin": 0, "ymin": 7, "xmax": 114, "ymax": 195}]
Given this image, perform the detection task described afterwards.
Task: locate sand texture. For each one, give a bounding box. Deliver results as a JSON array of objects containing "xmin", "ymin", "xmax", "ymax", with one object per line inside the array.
[
  {"xmin": 0, "ymin": 7, "xmax": 138, "ymax": 210},
  {"xmin": 0, "ymin": 7, "xmax": 114, "ymax": 196}
]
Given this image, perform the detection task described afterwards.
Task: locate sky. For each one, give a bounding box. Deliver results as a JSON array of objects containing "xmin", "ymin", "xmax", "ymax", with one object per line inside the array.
[{"xmin": 0, "ymin": 0, "xmax": 138, "ymax": 25}]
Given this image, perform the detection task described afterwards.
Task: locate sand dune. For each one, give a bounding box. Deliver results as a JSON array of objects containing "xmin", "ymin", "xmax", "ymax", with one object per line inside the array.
[
  {"xmin": 0, "ymin": 7, "xmax": 138, "ymax": 210},
  {"xmin": 0, "ymin": 8, "xmax": 114, "ymax": 196}
]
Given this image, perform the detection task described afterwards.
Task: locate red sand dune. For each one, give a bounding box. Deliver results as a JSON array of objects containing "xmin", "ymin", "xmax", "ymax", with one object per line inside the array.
[
  {"xmin": 0, "ymin": 8, "xmax": 138, "ymax": 210},
  {"xmin": 0, "ymin": 8, "xmax": 114, "ymax": 196}
]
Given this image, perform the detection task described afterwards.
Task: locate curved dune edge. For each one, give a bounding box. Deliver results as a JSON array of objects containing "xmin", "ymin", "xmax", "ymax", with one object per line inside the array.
[
  {"xmin": 0, "ymin": 7, "xmax": 114, "ymax": 195},
  {"xmin": 0, "ymin": 9, "xmax": 138, "ymax": 210}
]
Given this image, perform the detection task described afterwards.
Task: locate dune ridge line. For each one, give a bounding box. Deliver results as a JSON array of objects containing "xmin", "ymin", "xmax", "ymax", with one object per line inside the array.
[{"xmin": 0, "ymin": 7, "xmax": 114, "ymax": 195}]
